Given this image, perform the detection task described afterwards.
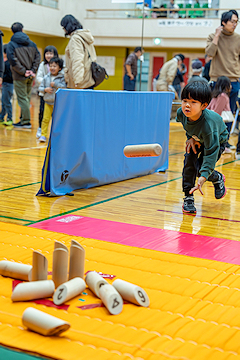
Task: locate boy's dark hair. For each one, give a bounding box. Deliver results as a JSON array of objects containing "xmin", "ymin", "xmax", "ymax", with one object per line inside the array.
[
  {"xmin": 43, "ymin": 46, "xmax": 58, "ymax": 64},
  {"xmin": 221, "ymin": 10, "xmax": 238, "ymax": 26},
  {"xmin": 181, "ymin": 80, "xmax": 212, "ymax": 105},
  {"xmin": 60, "ymin": 15, "xmax": 83, "ymax": 36},
  {"xmin": 3, "ymin": 44, "xmax": 8, "ymax": 54},
  {"xmin": 212, "ymin": 76, "xmax": 231, "ymax": 98},
  {"xmin": 134, "ymin": 47, "xmax": 143, "ymax": 53},
  {"xmin": 49, "ymin": 57, "xmax": 64, "ymax": 70},
  {"xmin": 11, "ymin": 22, "xmax": 23, "ymax": 33}
]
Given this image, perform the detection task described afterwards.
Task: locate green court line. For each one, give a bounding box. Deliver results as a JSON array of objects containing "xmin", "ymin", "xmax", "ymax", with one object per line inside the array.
[
  {"xmin": 0, "ymin": 182, "xmax": 41, "ymax": 192},
  {"xmin": 26, "ymin": 176, "xmax": 183, "ymax": 225},
  {"xmin": 0, "ymin": 215, "xmax": 30, "ymax": 222}
]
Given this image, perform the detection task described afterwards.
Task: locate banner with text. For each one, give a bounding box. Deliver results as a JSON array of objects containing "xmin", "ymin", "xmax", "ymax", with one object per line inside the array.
[{"xmin": 158, "ymin": 19, "xmax": 213, "ymax": 27}]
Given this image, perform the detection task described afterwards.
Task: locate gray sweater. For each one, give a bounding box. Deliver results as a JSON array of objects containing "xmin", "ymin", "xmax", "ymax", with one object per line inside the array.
[{"xmin": 39, "ymin": 72, "xmax": 66, "ymax": 105}]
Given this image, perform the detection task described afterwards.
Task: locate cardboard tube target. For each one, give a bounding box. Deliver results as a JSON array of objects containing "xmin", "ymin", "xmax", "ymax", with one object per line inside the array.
[
  {"xmin": 99, "ymin": 284, "xmax": 123, "ymax": 315},
  {"xmin": 29, "ymin": 251, "xmax": 48, "ymax": 282},
  {"xmin": 123, "ymin": 144, "xmax": 162, "ymax": 157},
  {"xmin": 22, "ymin": 307, "xmax": 70, "ymax": 336},
  {"xmin": 52, "ymin": 248, "xmax": 68, "ymax": 288},
  {"xmin": 53, "ymin": 277, "xmax": 86, "ymax": 305},
  {"xmin": 0, "ymin": 260, "xmax": 32, "ymax": 281},
  {"xmin": 54, "ymin": 240, "xmax": 68, "ymax": 252},
  {"xmin": 69, "ymin": 243, "xmax": 85, "ymax": 280},
  {"xmin": 11, "ymin": 280, "xmax": 55, "ymax": 302},
  {"xmin": 112, "ymin": 279, "xmax": 150, "ymax": 307},
  {"xmin": 85, "ymin": 271, "xmax": 108, "ymax": 298}
]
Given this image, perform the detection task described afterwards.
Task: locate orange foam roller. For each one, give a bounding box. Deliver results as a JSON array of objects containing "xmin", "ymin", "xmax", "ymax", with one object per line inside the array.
[{"xmin": 123, "ymin": 144, "xmax": 162, "ymax": 157}]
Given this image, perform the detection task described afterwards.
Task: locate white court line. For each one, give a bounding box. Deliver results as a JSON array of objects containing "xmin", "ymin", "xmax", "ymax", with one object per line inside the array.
[{"xmin": 0, "ymin": 145, "xmax": 47, "ymax": 154}]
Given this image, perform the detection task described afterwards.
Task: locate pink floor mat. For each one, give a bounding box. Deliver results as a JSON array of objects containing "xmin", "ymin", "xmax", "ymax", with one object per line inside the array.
[{"xmin": 30, "ymin": 215, "xmax": 240, "ymax": 265}]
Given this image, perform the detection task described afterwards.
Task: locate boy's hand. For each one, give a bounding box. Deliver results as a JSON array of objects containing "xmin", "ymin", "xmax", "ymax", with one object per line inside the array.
[
  {"xmin": 50, "ymin": 81, "xmax": 55, "ymax": 87},
  {"xmin": 45, "ymin": 87, "xmax": 53, "ymax": 93},
  {"xmin": 186, "ymin": 138, "xmax": 201, "ymax": 154},
  {"xmin": 189, "ymin": 176, "xmax": 206, "ymax": 195}
]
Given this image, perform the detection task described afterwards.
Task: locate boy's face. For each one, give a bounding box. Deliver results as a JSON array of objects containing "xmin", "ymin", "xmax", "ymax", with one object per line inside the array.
[
  {"xmin": 182, "ymin": 97, "xmax": 208, "ymax": 121},
  {"xmin": 50, "ymin": 62, "xmax": 61, "ymax": 76}
]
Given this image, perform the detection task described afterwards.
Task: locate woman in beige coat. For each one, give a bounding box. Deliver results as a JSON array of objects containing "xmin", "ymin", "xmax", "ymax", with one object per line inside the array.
[{"xmin": 60, "ymin": 15, "xmax": 97, "ymax": 89}]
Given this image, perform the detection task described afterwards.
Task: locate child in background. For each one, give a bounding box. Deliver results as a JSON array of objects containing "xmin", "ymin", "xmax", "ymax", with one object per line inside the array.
[
  {"xmin": 0, "ymin": 44, "xmax": 13, "ymax": 125},
  {"xmin": 36, "ymin": 45, "xmax": 58, "ymax": 139},
  {"xmin": 177, "ymin": 80, "xmax": 228, "ymax": 214},
  {"xmin": 207, "ymin": 76, "xmax": 234, "ymax": 154},
  {"xmin": 38, "ymin": 57, "xmax": 66, "ymax": 142}
]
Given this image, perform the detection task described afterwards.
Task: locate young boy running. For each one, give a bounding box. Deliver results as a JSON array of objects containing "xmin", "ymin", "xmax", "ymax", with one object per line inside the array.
[{"xmin": 176, "ymin": 80, "xmax": 229, "ymax": 213}]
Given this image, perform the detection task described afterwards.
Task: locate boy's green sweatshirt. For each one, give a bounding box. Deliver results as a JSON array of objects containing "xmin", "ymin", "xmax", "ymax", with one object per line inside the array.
[{"xmin": 176, "ymin": 108, "xmax": 228, "ymax": 180}]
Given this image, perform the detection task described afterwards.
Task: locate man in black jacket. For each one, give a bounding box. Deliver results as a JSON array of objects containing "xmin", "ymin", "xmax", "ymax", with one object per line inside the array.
[{"xmin": 7, "ymin": 22, "xmax": 40, "ymax": 128}]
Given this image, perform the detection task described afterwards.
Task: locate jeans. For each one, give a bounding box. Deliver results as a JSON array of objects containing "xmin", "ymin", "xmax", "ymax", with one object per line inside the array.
[
  {"xmin": 13, "ymin": 78, "xmax": 33, "ymax": 124},
  {"xmin": 0, "ymin": 82, "xmax": 13, "ymax": 120},
  {"xmin": 123, "ymin": 74, "xmax": 136, "ymax": 91},
  {"xmin": 182, "ymin": 143, "xmax": 226, "ymax": 196},
  {"xmin": 173, "ymin": 84, "xmax": 181, "ymax": 98}
]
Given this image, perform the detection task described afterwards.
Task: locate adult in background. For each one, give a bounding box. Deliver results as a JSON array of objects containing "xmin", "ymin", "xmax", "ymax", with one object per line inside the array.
[
  {"xmin": 156, "ymin": 54, "xmax": 185, "ymax": 92},
  {"xmin": 202, "ymin": 54, "xmax": 212, "ymax": 82},
  {"xmin": 188, "ymin": 59, "xmax": 208, "ymax": 84},
  {"xmin": 123, "ymin": 47, "xmax": 143, "ymax": 91},
  {"xmin": 7, "ymin": 22, "xmax": 40, "ymax": 128},
  {"xmin": 0, "ymin": 30, "xmax": 4, "ymax": 85},
  {"xmin": 60, "ymin": 14, "xmax": 97, "ymax": 89},
  {"xmin": 205, "ymin": 9, "xmax": 240, "ymax": 149}
]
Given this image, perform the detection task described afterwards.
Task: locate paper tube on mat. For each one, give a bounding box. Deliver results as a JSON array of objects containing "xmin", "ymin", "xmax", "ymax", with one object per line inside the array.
[
  {"xmin": 52, "ymin": 248, "xmax": 68, "ymax": 288},
  {"xmin": 29, "ymin": 251, "xmax": 48, "ymax": 281},
  {"xmin": 53, "ymin": 277, "xmax": 86, "ymax": 305},
  {"xmin": 112, "ymin": 279, "xmax": 150, "ymax": 307},
  {"xmin": 69, "ymin": 244, "xmax": 85, "ymax": 280},
  {"xmin": 22, "ymin": 307, "xmax": 70, "ymax": 336},
  {"xmin": 85, "ymin": 271, "xmax": 108, "ymax": 298},
  {"xmin": 99, "ymin": 284, "xmax": 123, "ymax": 315},
  {"xmin": 0, "ymin": 260, "xmax": 32, "ymax": 281},
  {"xmin": 11, "ymin": 280, "xmax": 55, "ymax": 302}
]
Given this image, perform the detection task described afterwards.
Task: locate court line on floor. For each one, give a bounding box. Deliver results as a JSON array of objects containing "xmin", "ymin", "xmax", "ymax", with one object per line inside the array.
[
  {"xmin": 157, "ymin": 209, "xmax": 240, "ymax": 223},
  {"xmin": 0, "ymin": 182, "xmax": 41, "ymax": 193},
  {"xmin": 0, "ymin": 215, "xmax": 30, "ymax": 222},
  {"xmin": 26, "ymin": 176, "xmax": 183, "ymax": 225},
  {"xmin": 0, "ymin": 145, "xmax": 47, "ymax": 154}
]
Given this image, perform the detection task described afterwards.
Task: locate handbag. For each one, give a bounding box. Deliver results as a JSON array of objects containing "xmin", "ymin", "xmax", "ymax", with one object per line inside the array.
[
  {"xmin": 221, "ymin": 110, "xmax": 235, "ymax": 123},
  {"xmin": 91, "ymin": 61, "xmax": 109, "ymax": 87}
]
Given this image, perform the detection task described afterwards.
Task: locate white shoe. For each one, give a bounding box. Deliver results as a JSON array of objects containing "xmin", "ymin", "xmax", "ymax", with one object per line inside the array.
[
  {"xmin": 36, "ymin": 127, "xmax": 41, "ymax": 138},
  {"xmin": 223, "ymin": 147, "xmax": 231, "ymax": 154},
  {"xmin": 235, "ymin": 152, "xmax": 240, "ymax": 160},
  {"xmin": 39, "ymin": 136, "xmax": 46, "ymax": 142},
  {"xmin": 228, "ymin": 144, "xmax": 236, "ymax": 150}
]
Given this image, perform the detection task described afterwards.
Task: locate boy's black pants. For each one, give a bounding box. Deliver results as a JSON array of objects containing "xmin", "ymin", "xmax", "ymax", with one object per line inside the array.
[{"xmin": 182, "ymin": 143, "xmax": 226, "ymax": 196}]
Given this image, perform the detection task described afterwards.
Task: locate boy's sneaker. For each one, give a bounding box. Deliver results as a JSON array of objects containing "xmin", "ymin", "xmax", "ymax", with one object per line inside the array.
[
  {"xmin": 39, "ymin": 136, "xmax": 46, "ymax": 142},
  {"xmin": 36, "ymin": 127, "xmax": 41, "ymax": 138},
  {"xmin": 182, "ymin": 196, "xmax": 196, "ymax": 214},
  {"xmin": 13, "ymin": 122, "xmax": 32, "ymax": 129},
  {"xmin": 5, "ymin": 119, "xmax": 13, "ymax": 126},
  {"xmin": 212, "ymin": 173, "xmax": 226, "ymax": 199},
  {"xmin": 235, "ymin": 152, "xmax": 240, "ymax": 160}
]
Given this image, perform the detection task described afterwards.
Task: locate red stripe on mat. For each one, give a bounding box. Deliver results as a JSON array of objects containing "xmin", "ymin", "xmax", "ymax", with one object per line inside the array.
[{"xmin": 30, "ymin": 215, "xmax": 240, "ymax": 264}]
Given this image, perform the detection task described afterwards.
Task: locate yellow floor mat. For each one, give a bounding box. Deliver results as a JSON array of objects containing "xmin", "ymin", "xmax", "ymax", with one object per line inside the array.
[{"xmin": 0, "ymin": 222, "xmax": 240, "ymax": 359}]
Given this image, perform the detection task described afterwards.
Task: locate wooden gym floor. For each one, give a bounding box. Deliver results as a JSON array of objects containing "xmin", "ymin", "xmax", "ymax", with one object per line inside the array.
[{"xmin": 0, "ymin": 94, "xmax": 239, "ymax": 241}]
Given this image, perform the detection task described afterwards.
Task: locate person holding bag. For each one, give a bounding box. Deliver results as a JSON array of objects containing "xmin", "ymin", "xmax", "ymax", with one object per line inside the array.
[
  {"xmin": 207, "ymin": 76, "xmax": 234, "ymax": 154},
  {"xmin": 60, "ymin": 15, "xmax": 97, "ymax": 89}
]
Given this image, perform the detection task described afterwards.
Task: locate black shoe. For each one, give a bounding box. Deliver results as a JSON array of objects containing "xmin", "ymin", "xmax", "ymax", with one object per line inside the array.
[
  {"xmin": 182, "ymin": 196, "xmax": 196, "ymax": 213},
  {"xmin": 13, "ymin": 121, "xmax": 31, "ymax": 129},
  {"xmin": 212, "ymin": 173, "xmax": 226, "ymax": 199}
]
